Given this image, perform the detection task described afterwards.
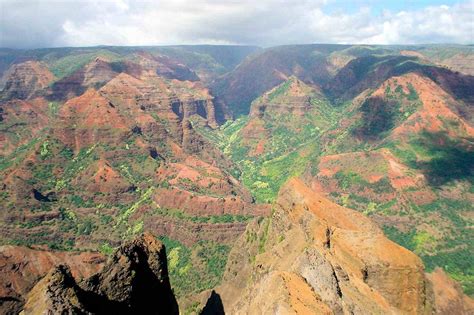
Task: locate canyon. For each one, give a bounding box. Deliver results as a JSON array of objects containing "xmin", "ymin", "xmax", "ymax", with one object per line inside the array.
[{"xmin": 0, "ymin": 44, "xmax": 473, "ymax": 314}]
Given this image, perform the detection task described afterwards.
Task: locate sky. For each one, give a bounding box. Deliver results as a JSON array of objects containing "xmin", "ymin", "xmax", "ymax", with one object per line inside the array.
[{"xmin": 0, "ymin": 0, "xmax": 473, "ymax": 48}]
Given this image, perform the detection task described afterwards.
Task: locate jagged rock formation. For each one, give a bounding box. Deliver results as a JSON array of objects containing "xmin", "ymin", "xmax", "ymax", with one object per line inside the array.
[
  {"xmin": 0, "ymin": 245, "xmax": 105, "ymax": 314},
  {"xmin": 19, "ymin": 232, "xmax": 178, "ymax": 315},
  {"xmin": 20, "ymin": 265, "xmax": 90, "ymax": 315},
  {"xmin": 212, "ymin": 178, "xmax": 472, "ymax": 314}
]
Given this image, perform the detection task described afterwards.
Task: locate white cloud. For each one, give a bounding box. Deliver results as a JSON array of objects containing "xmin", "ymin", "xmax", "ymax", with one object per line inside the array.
[{"xmin": 0, "ymin": 0, "xmax": 472, "ymax": 48}]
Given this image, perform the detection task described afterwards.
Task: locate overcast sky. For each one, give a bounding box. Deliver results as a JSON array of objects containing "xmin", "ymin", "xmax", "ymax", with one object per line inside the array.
[{"xmin": 0, "ymin": 0, "xmax": 473, "ymax": 48}]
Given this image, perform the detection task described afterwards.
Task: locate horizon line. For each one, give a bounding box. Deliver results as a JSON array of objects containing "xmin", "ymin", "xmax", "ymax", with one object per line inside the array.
[{"xmin": 1, "ymin": 42, "xmax": 473, "ymax": 50}]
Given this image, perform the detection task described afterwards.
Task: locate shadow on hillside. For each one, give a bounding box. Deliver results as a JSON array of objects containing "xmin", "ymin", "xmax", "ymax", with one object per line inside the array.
[
  {"xmin": 201, "ymin": 290, "xmax": 225, "ymax": 315},
  {"xmin": 351, "ymin": 96, "xmax": 396, "ymax": 140},
  {"xmin": 414, "ymin": 131, "xmax": 474, "ymax": 186}
]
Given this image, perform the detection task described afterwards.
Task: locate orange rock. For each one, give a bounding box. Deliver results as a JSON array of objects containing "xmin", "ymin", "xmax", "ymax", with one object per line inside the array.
[
  {"xmin": 427, "ymin": 268, "xmax": 474, "ymax": 315},
  {"xmin": 217, "ymin": 178, "xmax": 434, "ymax": 314}
]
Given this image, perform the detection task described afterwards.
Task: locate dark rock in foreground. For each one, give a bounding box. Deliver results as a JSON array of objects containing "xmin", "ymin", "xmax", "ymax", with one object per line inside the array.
[{"xmin": 20, "ymin": 232, "xmax": 179, "ymax": 315}]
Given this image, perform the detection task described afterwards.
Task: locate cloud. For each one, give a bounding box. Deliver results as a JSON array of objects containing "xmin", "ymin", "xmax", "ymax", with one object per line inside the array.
[{"xmin": 0, "ymin": 0, "xmax": 472, "ymax": 48}]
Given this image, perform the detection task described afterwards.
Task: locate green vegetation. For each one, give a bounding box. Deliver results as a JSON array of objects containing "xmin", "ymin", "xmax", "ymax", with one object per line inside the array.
[
  {"xmin": 48, "ymin": 102, "xmax": 61, "ymax": 117},
  {"xmin": 383, "ymin": 225, "xmax": 473, "ymax": 295},
  {"xmin": 152, "ymin": 206, "xmax": 253, "ymax": 224},
  {"xmin": 352, "ymin": 84, "xmax": 421, "ymax": 140},
  {"xmin": 388, "ymin": 132, "xmax": 474, "ymax": 186},
  {"xmin": 7, "ymin": 231, "xmax": 75, "ymax": 251},
  {"xmin": 423, "ymin": 249, "xmax": 474, "ymax": 296},
  {"xmin": 267, "ymin": 79, "xmax": 292, "ymax": 101},
  {"xmin": 99, "ymin": 243, "xmax": 115, "ymax": 256},
  {"xmin": 46, "ymin": 49, "xmax": 121, "ymax": 80},
  {"xmin": 334, "ymin": 171, "xmax": 393, "ymax": 194},
  {"xmin": 57, "ymin": 145, "xmax": 99, "ymax": 191},
  {"xmin": 195, "ymin": 82, "xmax": 337, "ymax": 203},
  {"xmin": 0, "ymin": 137, "xmax": 42, "ymax": 171},
  {"xmin": 159, "ymin": 236, "xmax": 230, "ymax": 297},
  {"xmin": 116, "ymin": 187, "xmax": 154, "ymax": 228},
  {"xmin": 1, "ymin": 45, "xmax": 473, "ymax": 297}
]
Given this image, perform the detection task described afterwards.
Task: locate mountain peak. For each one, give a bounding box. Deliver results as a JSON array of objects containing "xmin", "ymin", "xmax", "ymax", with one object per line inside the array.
[{"xmin": 21, "ymin": 232, "xmax": 179, "ymax": 315}]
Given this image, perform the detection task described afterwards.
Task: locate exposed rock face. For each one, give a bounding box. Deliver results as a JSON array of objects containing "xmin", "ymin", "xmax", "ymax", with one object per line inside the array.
[
  {"xmin": 81, "ymin": 232, "xmax": 178, "ymax": 314},
  {"xmin": 20, "ymin": 265, "xmax": 90, "ymax": 315},
  {"xmin": 1, "ymin": 61, "xmax": 54, "ymax": 100},
  {"xmin": 249, "ymin": 76, "xmax": 316, "ymax": 119},
  {"xmin": 0, "ymin": 98, "xmax": 49, "ymax": 156},
  {"xmin": 49, "ymin": 53, "xmax": 199, "ymax": 101},
  {"xmin": 19, "ymin": 232, "xmax": 179, "ymax": 315},
  {"xmin": 427, "ymin": 268, "xmax": 474, "ymax": 315},
  {"xmin": 144, "ymin": 217, "xmax": 249, "ymax": 247},
  {"xmin": 325, "ymin": 54, "xmax": 474, "ymax": 108},
  {"xmin": 216, "ymin": 178, "xmax": 435, "ymax": 314},
  {"xmin": 0, "ymin": 246, "xmax": 104, "ymax": 314},
  {"xmin": 153, "ymin": 155, "xmax": 270, "ymax": 218},
  {"xmin": 211, "ymin": 44, "xmax": 338, "ymax": 117},
  {"xmin": 54, "ymin": 71, "xmax": 218, "ymax": 152},
  {"xmin": 56, "ymin": 88, "xmax": 130, "ymax": 150},
  {"xmin": 50, "ymin": 57, "xmax": 120, "ymax": 100},
  {"xmin": 134, "ymin": 51, "xmax": 200, "ymax": 82}
]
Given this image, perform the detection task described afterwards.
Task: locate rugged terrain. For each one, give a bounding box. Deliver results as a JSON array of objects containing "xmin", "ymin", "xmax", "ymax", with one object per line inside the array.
[
  {"xmin": 5, "ymin": 204, "xmax": 473, "ymax": 314},
  {"xmin": 203, "ymin": 179, "xmax": 473, "ymax": 314},
  {"xmin": 0, "ymin": 44, "xmax": 473, "ymax": 313},
  {"xmin": 0, "ymin": 46, "xmax": 267, "ymax": 299},
  {"xmin": 15, "ymin": 232, "xmax": 178, "ymax": 315},
  {"xmin": 197, "ymin": 45, "xmax": 474, "ymax": 296}
]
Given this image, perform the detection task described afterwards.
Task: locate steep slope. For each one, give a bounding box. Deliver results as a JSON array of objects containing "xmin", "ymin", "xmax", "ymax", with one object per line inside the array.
[
  {"xmin": 20, "ymin": 232, "xmax": 179, "ymax": 315},
  {"xmin": 1, "ymin": 61, "xmax": 54, "ymax": 100},
  {"xmin": 198, "ymin": 49, "xmax": 474, "ymax": 296},
  {"xmin": 325, "ymin": 54, "xmax": 474, "ymax": 109},
  {"xmin": 0, "ymin": 245, "xmax": 104, "ymax": 314},
  {"xmin": 49, "ymin": 52, "xmax": 200, "ymax": 101},
  {"xmin": 197, "ymin": 77, "xmax": 337, "ymax": 203},
  {"xmin": 0, "ymin": 48, "xmax": 268, "ymax": 299},
  {"xmin": 155, "ymin": 45, "xmax": 261, "ymax": 81},
  {"xmin": 307, "ymin": 71, "xmax": 474, "ymax": 294},
  {"xmin": 205, "ymin": 179, "xmax": 473, "ymax": 314},
  {"xmin": 211, "ymin": 44, "xmax": 348, "ymax": 116}
]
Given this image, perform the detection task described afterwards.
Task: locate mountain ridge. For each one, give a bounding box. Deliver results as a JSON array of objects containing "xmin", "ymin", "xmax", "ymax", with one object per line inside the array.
[{"xmin": 0, "ymin": 43, "xmax": 473, "ymax": 313}]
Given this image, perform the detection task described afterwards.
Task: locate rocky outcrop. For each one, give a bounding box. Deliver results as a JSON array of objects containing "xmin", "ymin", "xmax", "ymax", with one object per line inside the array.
[
  {"xmin": 215, "ymin": 178, "xmax": 436, "ymax": 314},
  {"xmin": 0, "ymin": 246, "xmax": 104, "ymax": 314},
  {"xmin": 20, "ymin": 265, "xmax": 90, "ymax": 315},
  {"xmin": 249, "ymin": 76, "xmax": 316, "ymax": 119},
  {"xmin": 19, "ymin": 232, "xmax": 179, "ymax": 315}
]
